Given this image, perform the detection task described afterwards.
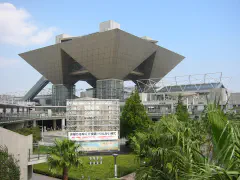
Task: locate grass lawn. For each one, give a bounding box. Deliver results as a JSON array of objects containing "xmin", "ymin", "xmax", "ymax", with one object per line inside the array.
[
  {"xmin": 34, "ymin": 154, "xmax": 139, "ymax": 180},
  {"xmin": 33, "ymin": 145, "xmax": 50, "ymax": 154}
]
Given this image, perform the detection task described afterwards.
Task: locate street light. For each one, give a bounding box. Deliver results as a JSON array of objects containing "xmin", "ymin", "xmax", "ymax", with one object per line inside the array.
[
  {"xmin": 40, "ymin": 120, "xmax": 44, "ymax": 142},
  {"xmin": 112, "ymin": 153, "xmax": 118, "ymax": 178}
]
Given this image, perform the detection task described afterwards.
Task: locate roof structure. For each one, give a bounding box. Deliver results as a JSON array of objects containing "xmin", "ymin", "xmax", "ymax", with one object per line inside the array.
[
  {"xmin": 136, "ymin": 72, "xmax": 228, "ymax": 93},
  {"xmin": 158, "ymin": 83, "xmax": 225, "ymax": 93},
  {"xmin": 19, "ymin": 29, "xmax": 184, "ymax": 87}
]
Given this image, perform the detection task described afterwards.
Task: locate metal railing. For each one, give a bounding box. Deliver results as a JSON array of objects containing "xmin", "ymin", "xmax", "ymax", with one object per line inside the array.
[
  {"xmin": 28, "ymin": 149, "xmax": 48, "ymax": 162},
  {"xmin": 28, "ymin": 144, "xmax": 49, "ymax": 162},
  {"xmin": 0, "ymin": 112, "xmax": 66, "ymax": 123}
]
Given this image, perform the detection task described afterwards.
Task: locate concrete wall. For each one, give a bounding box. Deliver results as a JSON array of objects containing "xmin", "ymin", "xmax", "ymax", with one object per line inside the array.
[{"xmin": 0, "ymin": 127, "xmax": 33, "ymax": 180}]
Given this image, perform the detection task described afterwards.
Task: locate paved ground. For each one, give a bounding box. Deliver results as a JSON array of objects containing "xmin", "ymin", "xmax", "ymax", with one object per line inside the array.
[
  {"xmin": 121, "ymin": 173, "xmax": 136, "ymax": 180},
  {"xmin": 33, "ymin": 173, "xmax": 135, "ymax": 180},
  {"xmin": 33, "ymin": 173, "xmax": 60, "ymax": 180}
]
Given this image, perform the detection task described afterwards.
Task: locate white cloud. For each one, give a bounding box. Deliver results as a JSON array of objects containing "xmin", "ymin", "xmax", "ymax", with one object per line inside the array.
[
  {"xmin": 0, "ymin": 3, "xmax": 56, "ymax": 46},
  {"xmin": 0, "ymin": 56, "xmax": 19, "ymax": 68}
]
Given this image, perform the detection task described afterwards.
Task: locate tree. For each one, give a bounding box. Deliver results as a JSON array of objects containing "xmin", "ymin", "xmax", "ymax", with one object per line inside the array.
[
  {"xmin": 48, "ymin": 139, "xmax": 83, "ymax": 180},
  {"xmin": 0, "ymin": 146, "xmax": 20, "ymax": 180},
  {"xmin": 120, "ymin": 90, "xmax": 152, "ymax": 138},
  {"xmin": 175, "ymin": 94, "xmax": 189, "ymax": 122}
]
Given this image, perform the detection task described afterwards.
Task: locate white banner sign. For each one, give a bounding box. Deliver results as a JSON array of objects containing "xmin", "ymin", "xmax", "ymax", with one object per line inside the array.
[{"xmin": 68, "ymin": 131, "xmax": 118, "ymax": 141}]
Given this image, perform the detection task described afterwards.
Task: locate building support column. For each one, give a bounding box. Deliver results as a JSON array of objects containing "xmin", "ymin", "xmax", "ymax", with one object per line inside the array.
[
  {"xmin": 52, "ymin": 84, "xmax": 75, "ymax": 106},
  {"xmin": 3, "ymin": 107, "xmax": 6, "ymax": 118},
  {"xmin": 32, "ymin": 120, "xmax": 37, "ymax": 127},
  {"xmin": 171, "ymin": 103, "xmax": 174, "ymax": 113},
  {"xmin": 28, "ymin": 165, "xmax": 33, "ymax": 180},
  {"xmin": 61, "ymin": 118, "xmax": 65, "ymax": 131},
  {"xmin": 17, "ymin": 107, "xmax": 19, "ymax": 118},
  {"xmin": 53, "ymin": 120, "xmax": 57, "ymax": 130},
  {"xmin": 10, "ymin": 108, "xmax": 13, "ymax": 116},
  {"xmin": 96, "ymin": 79, "xmax": 124, "ymax": 100}
]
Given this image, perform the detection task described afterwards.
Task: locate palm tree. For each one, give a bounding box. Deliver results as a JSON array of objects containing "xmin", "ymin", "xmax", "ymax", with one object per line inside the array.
[
  {"xmin": 48, "ymin": 139, "xmax": 83, "ymax": 180},
  {"xmin": 130, "ymin": 103, "xmax": 240, "ymax": 179}
]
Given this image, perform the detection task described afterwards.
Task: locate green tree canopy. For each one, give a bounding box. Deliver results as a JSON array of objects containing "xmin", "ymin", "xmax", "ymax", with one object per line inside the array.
[
  {"xmin": 120, "ymin": 90, "xmax": 152, "ymax": 138},
  {"xmin": 175, "ymin": 94, "xmax": 189, "ymax": 121},
  {"xmin": 48, "ymin": 139, "xmax": 83, "ymax": 180},
  {"xmin": 0, "ymin": 146, "xmax": 20, "ymax": 180}
]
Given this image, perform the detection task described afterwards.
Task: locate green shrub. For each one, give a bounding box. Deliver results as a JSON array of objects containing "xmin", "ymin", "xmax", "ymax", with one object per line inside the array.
[
  {"xmin": 14, "ymin": 126, "xmax": 41, "ymax": 143},
  {"xmin": 0, "ymin": 146, "xmax": 20, "ymax": 180}
]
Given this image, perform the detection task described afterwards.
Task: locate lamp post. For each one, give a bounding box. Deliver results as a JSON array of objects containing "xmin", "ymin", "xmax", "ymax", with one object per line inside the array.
[
  {"xmin": 41, "ymin": 120, "xmax": 44, "ymax": 142},
  {"xmin": 112, "ymin": 153, "xmax": 118, "ymax": 178}
]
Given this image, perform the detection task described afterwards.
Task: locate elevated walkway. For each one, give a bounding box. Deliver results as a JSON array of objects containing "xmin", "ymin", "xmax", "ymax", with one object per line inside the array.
[
  {"xmin": 0, "ymin": 113, "xmax": 66, "ymax": 124},
  {"xmin": 22, "ymin": 76, "xmax": 49, "ymax": 101}
]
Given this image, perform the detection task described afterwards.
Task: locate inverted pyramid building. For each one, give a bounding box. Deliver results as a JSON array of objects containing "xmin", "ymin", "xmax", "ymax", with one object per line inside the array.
[{"xmin": 19, "ymin": 21, "xmax": 184, "ymax": 104}]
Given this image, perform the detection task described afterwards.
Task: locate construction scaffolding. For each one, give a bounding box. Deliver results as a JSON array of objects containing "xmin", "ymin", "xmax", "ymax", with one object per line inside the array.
[
  {"xmin": 66, "ymin": 98, "xmax": 120, "ymax": 151},
  {"xmin": 66, "ymin": 98, "xmax": 120, "ymax": 132}
]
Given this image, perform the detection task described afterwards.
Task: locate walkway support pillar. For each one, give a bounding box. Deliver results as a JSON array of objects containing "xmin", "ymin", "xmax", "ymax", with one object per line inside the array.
[
  {"xmin": 61, "ymin": 118, "xmax": 65, "ymax": 131},
  {"xmin": 33, "ymin": 120, "xmax": 37, "ymax": 127},
  {"xmin": 53, "ymin": 120, "xmax": 57, "ymax": 130}
]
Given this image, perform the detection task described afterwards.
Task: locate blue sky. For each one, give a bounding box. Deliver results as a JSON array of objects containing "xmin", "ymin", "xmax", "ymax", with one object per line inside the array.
[{"xmin": 0, "ymin": 0, "xmax": 239, "ymax": 94}]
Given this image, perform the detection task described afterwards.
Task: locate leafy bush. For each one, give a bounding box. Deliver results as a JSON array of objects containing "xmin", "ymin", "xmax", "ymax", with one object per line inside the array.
[
  {"xmin": 14, "ymin": 126, "xmax": 41, "ymax": 143},
  {"xmin": 0, "ymin": 145, "xmax": 20, "ymax": 180}
]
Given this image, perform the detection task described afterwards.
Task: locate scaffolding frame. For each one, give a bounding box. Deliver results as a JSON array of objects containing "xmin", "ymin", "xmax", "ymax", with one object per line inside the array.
[{"xmin": 66, "ymin": 98, "xmax": 120, "ymax": 133}]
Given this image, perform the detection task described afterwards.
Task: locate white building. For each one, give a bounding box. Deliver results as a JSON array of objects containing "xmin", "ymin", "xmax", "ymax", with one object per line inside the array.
[{"xmin": 135, "ymin": 73, "xmax": 230, "ymax": 120}]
